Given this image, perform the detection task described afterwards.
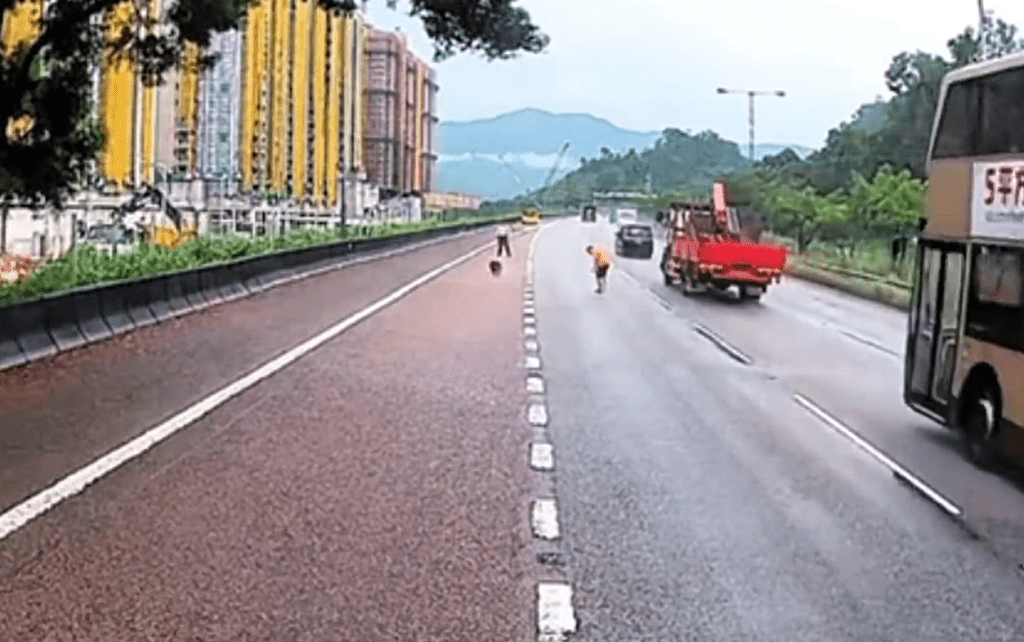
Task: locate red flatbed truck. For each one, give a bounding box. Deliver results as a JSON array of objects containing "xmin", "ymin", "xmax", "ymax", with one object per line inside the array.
[{"xmin": 659, "ymin": 181, "xmax": 787, "ymax": 301}]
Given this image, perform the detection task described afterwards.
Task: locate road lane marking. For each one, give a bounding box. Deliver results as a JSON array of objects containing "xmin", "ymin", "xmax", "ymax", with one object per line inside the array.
[
  {"xmin": 530, "ymin": 443, "xmax": 555, "ymax": 471},
  {"xmin": 614, "ymin": 268, "xmax": 673, "ymax": 310},
  {"xmin": 537, "ymin": 583, "xmax": 577, "ymax": 642},
  {"xmin": 524, "ymin": 315, "xmax": 536, "ymax": 326},
  {"xmin": 524, "ymin": 356, "xmax": 542, "ymax": 370},
  {"xmin": 647, "ymin": 290, "xmax": 672, "ymax": 310},
  {"xmin": 527, "ymin": 375, "xmax": 545, "ymax": 394},
  {"xmin": 691, "ymin": 322, "xmax": 753, "ymax": 365},
  {"xmin": 0, "ymin": 240, "xmax": 497, "ymax": 542},
  {"xmin": 531, "ymin": 499, "xmax": 560, "ymax": 539},
  {"xmin": 528, "ymin": 403, "xmax": 549, "ymax": 426},
  {"xmin": 793, "ymin": 393, "xmax": 962, "ymax": 518},
  {"xmin": 838, "ymin": 329, "xmax": 900, "ymax": 358},
  {"xmin": 524, "ymin": 326, "xmax": 538, "ymax": 337},
  {"xmin": 525, "ymin": 339, "xmax": 540, "ymax": 353}
]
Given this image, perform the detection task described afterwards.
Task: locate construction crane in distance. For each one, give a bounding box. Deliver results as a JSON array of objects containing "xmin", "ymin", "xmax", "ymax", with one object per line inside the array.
[{"xmin": 536, "ymin": 141, "xmax": 571, "ymax": 210}]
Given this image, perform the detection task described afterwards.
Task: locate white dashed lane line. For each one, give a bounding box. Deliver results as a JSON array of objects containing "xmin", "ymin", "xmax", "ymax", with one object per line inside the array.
[
  {"xmin": 528, "ymin": 403, "xmax": 549, "ymax": 426},
  {"xmin": 531, "ymin": 499, "xmax": 561, "ymax": 539},
  {"xmin": 793, "ymin": 393, "xmax": 962, "ymax": 518},
  {"xmin": 691, "ymin": 321, "xmax": 753, "ymax": 365},
  {"xmin": 530, "ymin": 442, "xmax": 555, "ymax": 471},
  {"xmin": 527, "ymin": 375, "xmax": 545, "ymax": 394},
  {"xmin": 537, "ymin": 583, "xmax": 577, "ymax": 642},
  {"xmin": 525, "ymin": 222, "xmax": 578, "ymax": 642}
]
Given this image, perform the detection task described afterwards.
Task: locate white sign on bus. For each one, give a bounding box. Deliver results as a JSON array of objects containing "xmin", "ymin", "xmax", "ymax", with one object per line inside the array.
[{"xmin": 972, "ymin": 161, "xmax": 1024, "ymax": 239}]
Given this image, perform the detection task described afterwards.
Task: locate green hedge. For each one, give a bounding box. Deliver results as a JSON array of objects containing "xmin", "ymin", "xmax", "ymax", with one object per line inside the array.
[{"xmin": 0, "ymin": 215, "xmax": 509, "ymax": 307}]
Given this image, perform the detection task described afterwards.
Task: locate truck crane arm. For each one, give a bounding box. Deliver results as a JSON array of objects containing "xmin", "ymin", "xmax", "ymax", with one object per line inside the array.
[
  {"xmin": 114, "ymin": 184, "xmax": 183, "ymax": 230},
  {"xmin": 536, "ymin": 141, "xmax": 571, "ymax": 207}
]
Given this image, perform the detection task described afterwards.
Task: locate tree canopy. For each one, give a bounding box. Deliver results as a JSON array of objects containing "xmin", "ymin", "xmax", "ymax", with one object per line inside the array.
[
  {"xmin": 542, "ymin": 127, "xmax": 750, "ymax": 209},
  {"xmin": 0, "ymin": 0, "xmax": 547, "ymax": 206}
]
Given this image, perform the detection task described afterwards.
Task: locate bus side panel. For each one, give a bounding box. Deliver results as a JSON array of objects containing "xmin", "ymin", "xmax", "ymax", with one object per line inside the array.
[{"xmin": 924, "ymin": 160, "xmax": 972, "ymax": 239}]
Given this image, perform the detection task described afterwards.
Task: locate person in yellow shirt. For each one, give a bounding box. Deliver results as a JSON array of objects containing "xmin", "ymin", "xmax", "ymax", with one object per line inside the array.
[{"xmin": 586, "ymin": 245, "xmax": 612, "ymax": 293}]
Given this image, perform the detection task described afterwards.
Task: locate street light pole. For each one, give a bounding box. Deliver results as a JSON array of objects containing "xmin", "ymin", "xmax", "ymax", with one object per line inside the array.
[
  {"xmin": 716, "ymin": 87, "xmax": 786, "ymax": 163},
  {"xmin": 977, "ymin": 0, "xmax": 987, "ymax": 59}
]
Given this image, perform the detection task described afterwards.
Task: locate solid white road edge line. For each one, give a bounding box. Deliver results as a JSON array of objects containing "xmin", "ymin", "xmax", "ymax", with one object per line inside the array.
[
  {"xmin": 0, "ymin": 240, "xmax": 496, "ymax": 542},
  {"xmin": 537, "ymin": 582, "xmax": 577, "ymax": 642},
  {"xmin": 531, "ymin": 499, "xmax": 561, "ymax": 539},
  {"xmin": 530, "ymin": 443, "xmax": 555, "ymax": 471},
  {"xmin": 691, "ymin": 322, "xmax": 753, "ymax": 365},
  {"xmin": 793, "ymin": 393, "xmax": 962, "ymax": 518}
]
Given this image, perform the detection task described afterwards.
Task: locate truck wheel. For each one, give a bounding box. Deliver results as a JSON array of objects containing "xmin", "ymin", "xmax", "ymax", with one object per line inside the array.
[{"xmin": 961, "ymin": 388, "xmax": 1000, "ymax": 469}]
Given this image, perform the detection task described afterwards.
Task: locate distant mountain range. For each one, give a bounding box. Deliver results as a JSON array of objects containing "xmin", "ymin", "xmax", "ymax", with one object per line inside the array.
[{"xmin": 437, "ymin": 108, "xmax": 814, "ymax": 200}]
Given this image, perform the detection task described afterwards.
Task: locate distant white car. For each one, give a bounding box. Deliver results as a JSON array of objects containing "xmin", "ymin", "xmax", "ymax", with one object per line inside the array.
[{"xmin": 615, "ymin": 208, "xmax": 638, "ymax": 228}]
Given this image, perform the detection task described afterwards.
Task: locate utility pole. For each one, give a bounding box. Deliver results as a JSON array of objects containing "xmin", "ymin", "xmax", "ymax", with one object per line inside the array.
[
  {"xmin": 977, "ymin": 0, "xmax": 987, "ymax": 60},
  {"xmin": 716, "ymin": 88, "xmax": 786, "ymax": 163}
]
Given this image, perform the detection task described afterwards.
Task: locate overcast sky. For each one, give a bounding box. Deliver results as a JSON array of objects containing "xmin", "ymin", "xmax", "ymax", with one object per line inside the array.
[{"xmin": 366, "ymin": 0, "xmax": 1024, "ymax": 151}]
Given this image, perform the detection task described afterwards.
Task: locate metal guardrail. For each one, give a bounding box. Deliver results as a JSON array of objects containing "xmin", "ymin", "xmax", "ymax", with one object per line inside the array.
[{"xmin": 0, "ymin": 216, "xmax": 517, "ymax": 373}]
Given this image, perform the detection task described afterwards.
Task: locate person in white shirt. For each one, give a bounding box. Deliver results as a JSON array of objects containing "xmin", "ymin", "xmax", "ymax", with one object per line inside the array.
[{"xmin": 495, "ymin": 224, "xmax": 511, "ymax": 257}]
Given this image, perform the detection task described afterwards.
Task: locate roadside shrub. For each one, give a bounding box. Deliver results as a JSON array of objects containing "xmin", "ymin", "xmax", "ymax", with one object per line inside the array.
[{"xmin": 0, "ymin": 215, "xmax": 509, "ymax": 307}]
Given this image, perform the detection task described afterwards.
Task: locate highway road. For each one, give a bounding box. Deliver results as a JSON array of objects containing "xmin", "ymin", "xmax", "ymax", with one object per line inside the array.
[
  {"xmin": 541, "ymin": 217, "xmax": 1024, "ymax": 640},
  {"xmin": 1, "ymin": 218, "xmax": 1024, "ymax": 640}
]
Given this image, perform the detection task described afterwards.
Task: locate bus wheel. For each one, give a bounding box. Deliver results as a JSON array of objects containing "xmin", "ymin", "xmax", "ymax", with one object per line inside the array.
[{"xmin": 962, "ymin": 389, "xmax": 999, "ymax": 468}]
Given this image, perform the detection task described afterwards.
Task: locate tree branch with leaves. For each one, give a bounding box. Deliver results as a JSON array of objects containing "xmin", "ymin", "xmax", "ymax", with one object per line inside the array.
[{"xmin": 0, "ymin": 0, "xmax": 546, "ymax": 206}]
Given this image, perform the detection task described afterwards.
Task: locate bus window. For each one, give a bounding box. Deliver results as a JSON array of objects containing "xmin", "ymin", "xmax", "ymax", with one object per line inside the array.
[
  {"xmin": 934, "ymin": 251, "xmax": 965, "ymax": 400},
  {"xmin": 965, "ymin": 245, "xmax": 1024, "ymax": 351},
  {"xmin": 910, "ymin": 247, "xmax": 943, "ymax": 395},
  {"xmin": 978, "ymin": 66, "xmax": 1024, "ymax": 156},
  {"xmin": 932, "ymin": 79, "xmax": 979, "ymax": 159}
]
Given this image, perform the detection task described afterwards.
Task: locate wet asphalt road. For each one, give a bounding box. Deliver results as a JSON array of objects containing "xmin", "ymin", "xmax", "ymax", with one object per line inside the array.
[
  {"xmin": 2, "ymin": 217, "xmax": 1024, "ymax": 640},
  {"xmin": 538, "ymin": 217, "xmax": 1024, "ymax": 640},
  {"xmin": 0, "ymin": 230, "xmax": 537, "ymax": 640}
]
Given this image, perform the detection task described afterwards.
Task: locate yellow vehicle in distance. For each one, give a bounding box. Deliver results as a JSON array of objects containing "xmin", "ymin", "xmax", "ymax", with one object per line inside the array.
[{"xmin": 521, "ymin": 207, "xmax": 542, "ymax": 226}]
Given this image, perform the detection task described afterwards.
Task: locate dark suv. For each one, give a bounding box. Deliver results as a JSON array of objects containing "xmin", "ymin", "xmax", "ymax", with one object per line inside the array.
[{"xmin": 615, "ymin": 223, "xmax": 654, "ymax": 259}]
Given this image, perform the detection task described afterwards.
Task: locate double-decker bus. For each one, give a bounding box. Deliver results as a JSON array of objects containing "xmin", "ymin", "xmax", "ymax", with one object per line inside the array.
[{"xmin": 905, "ymin": 52, "xmax": 1024, "ymax": 467}]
